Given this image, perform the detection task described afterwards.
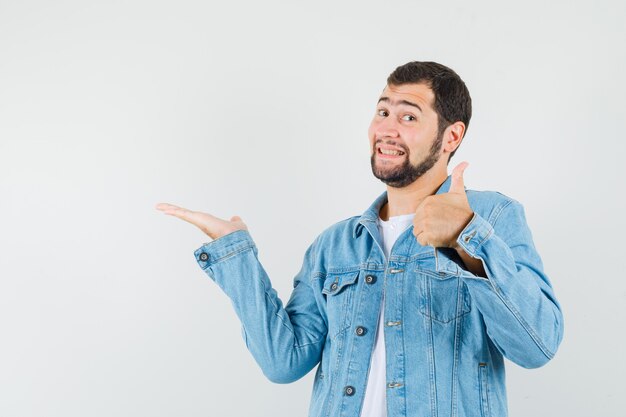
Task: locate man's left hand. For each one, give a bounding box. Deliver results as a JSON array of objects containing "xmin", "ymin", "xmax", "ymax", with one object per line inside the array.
[{"xmin": 413, "ymin": 161, "xmax": 475, "ymax": 249}]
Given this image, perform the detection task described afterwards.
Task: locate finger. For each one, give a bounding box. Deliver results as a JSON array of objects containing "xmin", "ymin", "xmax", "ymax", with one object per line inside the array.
[
  {"xmin": 162, "ymin": 206, "xmax": 197, "ymax": 223},
  {"xmin": 156, "ymin": 203, "xmax": 191, "ymax": 217},
  {"xmin": 412, "ymin": 217, "xmax": 424, "ymax": 236},
  {"xmin": 449, "ymin": 161, "xmax": 469, "ymax": 194},
  {"xmin": 156, "ymin": 204, "xmax": 189, "ymax": 219},
  {"xmin": 155, "ymin": 202, "xmax": 181, "ymax": 211},
  {"xmin": 416, "ymin": 231, "xmax": 430, "ymax": 247},
  {"xmin": 413, "ymin": 227, "xmax": 425, "ymax": 243},
  {"xmin": 158, "ymin": 205, "xmax": 220, "ymax": 230}
]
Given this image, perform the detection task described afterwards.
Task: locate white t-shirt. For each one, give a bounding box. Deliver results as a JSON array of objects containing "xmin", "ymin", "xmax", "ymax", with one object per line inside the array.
[{"xmin": 360, "ymin": 212, "xmax": 415, "ymax": 417}]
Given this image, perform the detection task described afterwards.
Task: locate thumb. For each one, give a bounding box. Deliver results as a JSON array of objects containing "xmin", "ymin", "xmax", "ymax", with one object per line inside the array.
[
  {"xmin": 449, "ymin": 161, "xmax": 469, "ymax": 194},
  {"xmin": 230, "ymin": 215, "xmax": 243, "ymax": 222}
]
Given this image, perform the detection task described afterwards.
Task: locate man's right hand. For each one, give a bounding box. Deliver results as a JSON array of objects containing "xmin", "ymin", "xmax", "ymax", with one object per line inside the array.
[{"xmin": 155, "ymin": 203, "xmax": 248, "ymax": 241}]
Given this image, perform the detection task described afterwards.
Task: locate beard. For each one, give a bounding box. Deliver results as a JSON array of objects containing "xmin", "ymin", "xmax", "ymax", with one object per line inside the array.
[{"xmin": 370, "ymin": 131, "xmax": 443, "ymax": 188}]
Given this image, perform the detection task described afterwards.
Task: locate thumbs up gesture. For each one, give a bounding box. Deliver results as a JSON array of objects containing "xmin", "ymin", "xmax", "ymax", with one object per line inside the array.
[{"xmin": 413, "ymin": 162, "xmax": 475, "ymax": 249}]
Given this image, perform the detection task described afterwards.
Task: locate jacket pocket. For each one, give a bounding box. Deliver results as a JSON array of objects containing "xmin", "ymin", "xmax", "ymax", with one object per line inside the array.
[
  {"xmin": 417, "ymin": 269, "xmax": 471, "ymax": 324},
  {"xmin": 478, "ymin": 362, "xmax": 492, "ymax": 417},
  {"xmin": 322, "ymin": 270, "xmax": 359, "ymax": 339}
]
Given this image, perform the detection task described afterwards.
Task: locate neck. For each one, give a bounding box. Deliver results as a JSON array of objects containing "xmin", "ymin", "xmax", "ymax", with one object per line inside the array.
[{"xmin": 379, "ymin": 168, "xmax": 448, "ymax": 221}]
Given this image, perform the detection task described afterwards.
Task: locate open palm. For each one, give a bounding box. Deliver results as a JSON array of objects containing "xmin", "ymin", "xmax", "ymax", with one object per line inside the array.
[{"xmin": 155, "ymin": 203, "xmax": 248, "ymax": 240}]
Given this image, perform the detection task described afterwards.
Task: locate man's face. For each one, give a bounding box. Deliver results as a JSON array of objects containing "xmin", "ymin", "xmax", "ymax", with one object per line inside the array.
[{"xmin": 368, "ymin": 83, "xmax": 445, "ymax": 188}]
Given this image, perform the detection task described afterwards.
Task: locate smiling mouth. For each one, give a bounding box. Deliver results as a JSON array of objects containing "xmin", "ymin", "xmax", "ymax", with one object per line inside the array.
[{"xmin": 377, "ymin": 147, "xmax": 406, "ymax": 158}]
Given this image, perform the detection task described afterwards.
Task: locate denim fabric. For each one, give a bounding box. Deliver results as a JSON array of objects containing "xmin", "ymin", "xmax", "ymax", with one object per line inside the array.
[{"xmin": 193, "ymin": 175, "xmax": 564, "ymax": 417}]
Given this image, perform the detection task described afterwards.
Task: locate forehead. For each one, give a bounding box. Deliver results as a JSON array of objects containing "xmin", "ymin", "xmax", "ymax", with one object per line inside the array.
[{"xmin": 379, "ymin": 83, "xmax": 436, "ymax": 112}]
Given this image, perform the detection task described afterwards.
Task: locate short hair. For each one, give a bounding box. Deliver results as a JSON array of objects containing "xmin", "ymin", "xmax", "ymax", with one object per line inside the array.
[{"xmin": 386, "ymin": 61, "xmax": 472, "ymax": 162}]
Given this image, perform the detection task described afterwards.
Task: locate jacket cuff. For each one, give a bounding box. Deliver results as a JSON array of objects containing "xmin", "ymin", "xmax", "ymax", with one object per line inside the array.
[
  {"xmin": 193, "ymin": 229, "xmax": 257, "ymax": 270},
  {"xmin": 455, "ymin": 212, "xmax": 494, "ymax": 258}
]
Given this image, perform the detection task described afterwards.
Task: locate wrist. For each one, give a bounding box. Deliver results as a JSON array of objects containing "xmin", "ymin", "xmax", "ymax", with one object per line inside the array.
[{"xmin": 450, "ymin": 210, "xmax": 475, "ymax": 250}]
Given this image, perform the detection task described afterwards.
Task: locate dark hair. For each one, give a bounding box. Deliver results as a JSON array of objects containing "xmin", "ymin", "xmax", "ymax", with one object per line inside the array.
[{"xmin": 387, "ymin": 61, "xmax": 472, "ymax": 162}]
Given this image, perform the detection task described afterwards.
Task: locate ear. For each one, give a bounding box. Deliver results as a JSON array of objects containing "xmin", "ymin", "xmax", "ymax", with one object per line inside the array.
[{"xmin": 442, "ymin": 121, "xmax": 466, "ymax": 154}]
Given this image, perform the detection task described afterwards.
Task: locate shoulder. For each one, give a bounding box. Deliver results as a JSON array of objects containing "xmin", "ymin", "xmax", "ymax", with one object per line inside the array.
[
  {"xmin": 303, "ymin": 215, "xmax": 365, "ymax": 271},
  {"xmin": 314, "ymin": 215, "xmax": 362, "ymax": 245},
  {"xmin": 465, "ymin": 188, "xmax": 524, "ymax": 226},
  {"xmin": 465, "ymin": 189, "xmax": 526, "ymax": 229}
]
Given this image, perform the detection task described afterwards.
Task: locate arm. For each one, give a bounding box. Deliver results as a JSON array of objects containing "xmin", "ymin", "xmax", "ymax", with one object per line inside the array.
[
  {"xmin": 194, "ymin": 230, "xmax": 327, "ymax": 383},
  {"xmin": 455, "ymin": 200, "xmax": 564, "ymax": 368},
  {"xmin": 455, "ymin": 244, "xmax": 487, "ymax": 278}
]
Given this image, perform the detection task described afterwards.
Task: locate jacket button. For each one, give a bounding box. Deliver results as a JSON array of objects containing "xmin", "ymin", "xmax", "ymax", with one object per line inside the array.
[
  {"xmin": 344, "ymin": 385, "xmax": 355, "ymax": 396},
  {"xmin": 330, "ymin": 282, "xmax": 338, "ymax": 291},
  {"xmin": 365, "ymin": 274, "xmax": 376, "ymax": 284},
  {"xmin": 199, "ymin": 253, "xmax": 209, "ymax": 261},
  {"xmin": 355, "ymin": 326, "xmax": 367, "ymax": 336}
]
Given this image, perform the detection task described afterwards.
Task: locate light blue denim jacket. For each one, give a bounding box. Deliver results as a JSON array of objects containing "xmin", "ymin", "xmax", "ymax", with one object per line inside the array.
[{"xmin": 193, "ymin": 175, "xmax": 564, "ymax": 417}]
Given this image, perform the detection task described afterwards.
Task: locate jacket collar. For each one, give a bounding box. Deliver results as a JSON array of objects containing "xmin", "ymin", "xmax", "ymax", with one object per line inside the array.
[{"xmin": 353, "ymin": 174, "xmax": 453, "ymax": 238}]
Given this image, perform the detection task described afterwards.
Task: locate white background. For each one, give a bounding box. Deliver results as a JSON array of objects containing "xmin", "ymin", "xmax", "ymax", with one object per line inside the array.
[{"xmin": 1, "ymin": 0, "xmax": 624, "ymax": 416}]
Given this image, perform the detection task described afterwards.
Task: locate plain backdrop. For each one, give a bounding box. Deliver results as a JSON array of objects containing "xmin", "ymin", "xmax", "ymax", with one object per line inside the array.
[{"xmin": 1, "ymin": 0, "xmax": 625, "ymax": 416}]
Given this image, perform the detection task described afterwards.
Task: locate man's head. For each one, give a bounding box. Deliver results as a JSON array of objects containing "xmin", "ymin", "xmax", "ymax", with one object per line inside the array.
[{"xmin": 369, "ymin": 61, "xmax": 472, "ymax": 188}]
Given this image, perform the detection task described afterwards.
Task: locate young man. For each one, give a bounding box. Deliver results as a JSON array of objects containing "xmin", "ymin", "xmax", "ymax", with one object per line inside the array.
[{"xmin": 156, "ymin": 61, "xmax": 564, "ymax": 417}]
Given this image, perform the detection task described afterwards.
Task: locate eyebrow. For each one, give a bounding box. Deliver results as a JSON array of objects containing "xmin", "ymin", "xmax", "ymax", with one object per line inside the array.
[{"xmin": 377, "ymin": 97, "xmax": 423, "ymax": 113}]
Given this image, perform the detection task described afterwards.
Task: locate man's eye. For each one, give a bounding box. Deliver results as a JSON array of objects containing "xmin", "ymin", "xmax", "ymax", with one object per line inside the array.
[
  {"xmin": 377, "ymin": 109, "xmax": 388, "ymax": 117},
  {"xmin": 402, "ymin": 114, "xmax": 416, "ymax": 121}
]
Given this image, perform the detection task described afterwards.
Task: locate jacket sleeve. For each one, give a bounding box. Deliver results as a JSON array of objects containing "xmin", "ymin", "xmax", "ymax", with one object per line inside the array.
[
  {"xmin": 456, "ymin": 199, "xmax": 564, "ymax": 368},
  {"xmin": 193, "ymin": 229, "xmax": 327, "ymax": 383}
]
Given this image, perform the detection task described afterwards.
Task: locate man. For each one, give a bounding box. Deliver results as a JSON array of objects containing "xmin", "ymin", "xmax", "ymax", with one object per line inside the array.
[{"xmin": 156, "ymin": 61, "xmax": 564, "ymax": 417}]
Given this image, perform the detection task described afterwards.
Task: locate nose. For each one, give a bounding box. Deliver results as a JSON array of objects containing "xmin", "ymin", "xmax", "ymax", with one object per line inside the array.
[{"xmin": 374, "ymin": 114, "xmax": 400, "ymax": 139}]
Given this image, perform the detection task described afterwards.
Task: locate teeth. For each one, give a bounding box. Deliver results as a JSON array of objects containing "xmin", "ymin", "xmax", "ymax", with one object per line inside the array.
[{"xmin": 380, "ymin": 148, "xmax": 404, "ymax": 156}]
